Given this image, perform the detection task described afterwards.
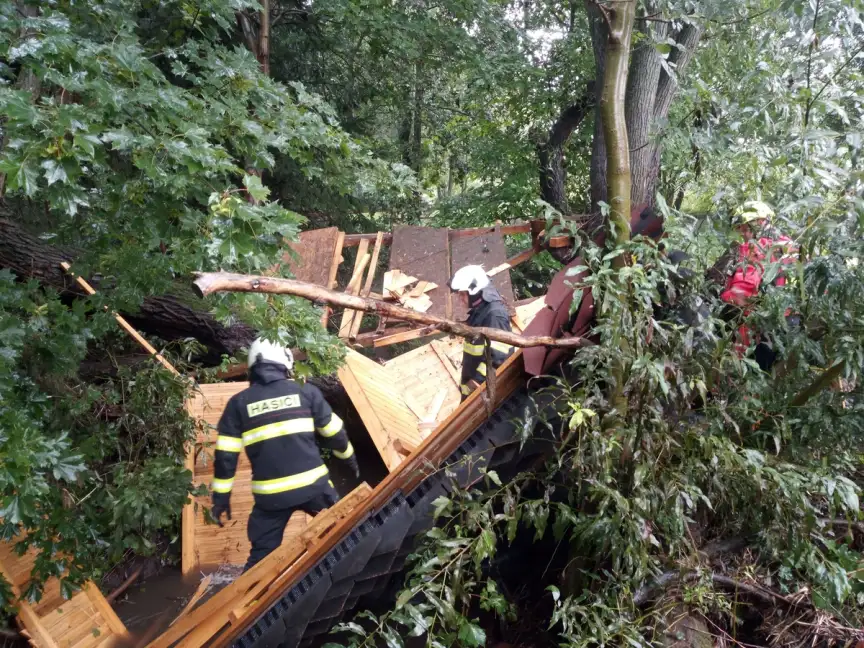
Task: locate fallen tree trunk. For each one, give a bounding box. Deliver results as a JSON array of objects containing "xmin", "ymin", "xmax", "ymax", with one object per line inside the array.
[
  {"xmin": 0, "ymin": 219, "xmax": 255, "ymax": 357},
  {"xmin": 194, "ymin": 272, "xmax": 593, "ymax": 349}
]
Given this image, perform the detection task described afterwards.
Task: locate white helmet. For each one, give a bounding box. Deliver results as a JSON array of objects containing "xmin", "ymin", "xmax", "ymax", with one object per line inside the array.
[
  {"xmin": 450, "ymin": 265, "xmax": 490, "ymax": 296},
  {"xmin": 247, "ymin": 337, "xmax": 294, "ymax": 372}
]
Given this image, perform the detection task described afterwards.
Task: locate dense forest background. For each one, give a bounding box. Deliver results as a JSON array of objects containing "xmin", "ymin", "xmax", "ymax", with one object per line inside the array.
[{"xmin": 1, "ymin": 0, "xmax": 863, "ymax": 645}]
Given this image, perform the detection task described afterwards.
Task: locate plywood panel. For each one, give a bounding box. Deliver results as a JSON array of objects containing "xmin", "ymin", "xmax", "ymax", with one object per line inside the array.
[
  {"xmin": 184, "ymin": 383, "xmax": 311, "ymax": 570},
  {"xmin": 385, "ymin": 337, "xmax": 463, "ymax": 426},
  {"xmin": 389, "ymin": 226, "xmax": 451, "ymax": 318},
  {"xmin": 338, "ymin": 349, "xmax": 421, "ymax": 471},
  {"xmin": 283, "ymin": 227, "xmax": 342, "ymax": 287},
  {"xmin": 450, "ymin": 229, "xmax": 514, "ymax": 321}
]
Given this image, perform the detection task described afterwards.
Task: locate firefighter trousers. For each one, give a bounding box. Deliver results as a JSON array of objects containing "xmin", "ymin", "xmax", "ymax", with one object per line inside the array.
[{"xmin": 244, "ymin": 486, "xmax": 340, "ymax": 572}]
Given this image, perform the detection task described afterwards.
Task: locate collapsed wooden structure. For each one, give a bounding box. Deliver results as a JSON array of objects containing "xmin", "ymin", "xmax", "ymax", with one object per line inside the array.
[{"xmin": 1, "ymin": 219, "xmax": 583, "ymax": 648}]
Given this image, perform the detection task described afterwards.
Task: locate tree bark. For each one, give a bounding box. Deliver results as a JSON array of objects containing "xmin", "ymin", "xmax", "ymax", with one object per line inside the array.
[
  {"xmin": 626, "ymin": 4, "xmax": 667, "ymax": 208},
  {"xmin": 586, "ymin": 1, "xmax": 609, "ymax": 208},
  {"xmin": 193, "ymin": 272, "xmax": 594, "ymax": 350},
  {"xmin": 599, "ymin": 1, "xmax": 635, "ymax": 244},
  {"xmin": 0, "ymin": 219, "xmax": 255, "ymax": 358},
  {"xmin": 587, "ymin": 5, "xmax": 703, "ymax": 210},
  {"xmin": 537, "ymin": 84, "xmax": 596, "ymax": 214},
  {"xmin": 257, "ymin": 0, "xmax": 271, "ymax": 75}
]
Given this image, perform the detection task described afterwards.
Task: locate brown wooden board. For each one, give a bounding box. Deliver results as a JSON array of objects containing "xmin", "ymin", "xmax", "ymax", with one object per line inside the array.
[
  {"xmin": 282, "ymin": 227, "xmax": 341, "ymax": 287},
  {"xmin": 388, "ymin": 226, "xmax": 451, "ymax": 318},
  {"xmin": 450, "ymin": 229, "xmax": 515, "ymax": 321}
]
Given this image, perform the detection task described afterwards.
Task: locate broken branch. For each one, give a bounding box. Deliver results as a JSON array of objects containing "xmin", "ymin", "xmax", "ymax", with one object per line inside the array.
[{"xmin": 193, "ymin": 273, "xmax": 593, "ymax": 350}]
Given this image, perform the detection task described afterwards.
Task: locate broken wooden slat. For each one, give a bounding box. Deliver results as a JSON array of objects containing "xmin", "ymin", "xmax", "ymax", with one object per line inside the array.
[
  {"xmin": 321, "ymin": 231, "xmax": 346, "ymax": 327},
  {"xmin": 349, "ymin": 232, "xmax": 385, "ymax": 338},
  {"xmin": 338, "ymin": 239, "xmax": 371, "ymax": 337},
  {"xmin": 371, "ymin": 325, "xmax": 439, "ymax": 348},
  {"xmin": 487, "ymin": 247, "xmax": 537, "ymax": 277},
  {"xmin": 60, "ymin": 262, "xmax": 181, "ymax": 377},
  {"xmin": 430, "ymin": 339, "xmax": 462, "ymax": 386}
]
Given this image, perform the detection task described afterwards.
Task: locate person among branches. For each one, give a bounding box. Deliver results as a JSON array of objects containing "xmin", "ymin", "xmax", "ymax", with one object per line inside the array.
[
  {"xmin": 211, "ymin": 338, "xmax": 359, "ymax": 571},
  {"xmin": 718, "ymin": 201, "xmax": 797, "ymax": 363},
  {"xmin": 450, "ymin": 265, "xmax": 515, "ymax": 400}
]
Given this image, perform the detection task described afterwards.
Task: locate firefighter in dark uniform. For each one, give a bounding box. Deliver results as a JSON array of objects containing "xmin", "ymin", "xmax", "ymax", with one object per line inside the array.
[
  {"xmin": 210, "ymin": 338, "xmax": 359, "ymax": 571},
  {"xmin": 450, "ymin": 265, "xmax": 515, "ymax": 400}
]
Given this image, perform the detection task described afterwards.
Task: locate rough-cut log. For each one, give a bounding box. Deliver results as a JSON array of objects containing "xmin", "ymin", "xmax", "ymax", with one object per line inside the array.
[
  {"xmin": 193, "ymin": 273, "xmax": 593, "ymax": 350},
  {"xmin": 0, "ymin": 219, "xmax": 255, "ymax": 357}
]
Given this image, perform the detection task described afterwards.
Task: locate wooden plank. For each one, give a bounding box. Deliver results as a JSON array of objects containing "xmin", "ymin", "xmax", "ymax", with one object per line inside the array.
[
  {"xmin": 450, "ymin": 228, "xmax": 515, "ymax": 321},
  {"xmin": 430, "ymin": 339, "xmax": 461, "ymax": 386},
  {"xmin": 282, "ymin": 227, "xmax": 342, "ymax": 287},
  {"xmin": 321, "ymin": 231, "xmax": 346, "ymax": 327},
  {"xmin": 448, "ymin": 223, "xmax": 532, "ymax": 238},
  {"xmin": 487, "ymin": 247, "xmax": 537, "ymax": 276},
  {"xmin": 349, "ymin": 232, "xmax": 385, "ymax": 338},
  {"xmin": 83, "ymin": 583, "xmax": 128, "ymax": 639},
  {"xmin": 337, "ymin": 359, "xmax": 399, "ymax": 471},
  {"xmin": 389, "ymin": 226, "xmax": 450, "ymax": 318},
  {"xmin": 60, "ymin": 262, "xmax": 181, "ymax": 377},
  {"xmin": 424, "ymin": 388, "xmax": 447, "ymax": 422},
  {"xmin": 370, "ymin": 325, "xmax": 439, "ymax": 348},
  {"xmin": 338, "ymin": 239, "xmax": 370, "ymax": 337}
]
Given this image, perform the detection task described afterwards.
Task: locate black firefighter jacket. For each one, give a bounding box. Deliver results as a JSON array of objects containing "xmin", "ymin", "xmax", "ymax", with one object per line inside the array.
[
  {"xmin": 212, "ymin": 363, "xmax": 358, "ymax": 511},
  {"xmin": 460, "ymin": 286, "xmax": 515, "ymax": 398}
]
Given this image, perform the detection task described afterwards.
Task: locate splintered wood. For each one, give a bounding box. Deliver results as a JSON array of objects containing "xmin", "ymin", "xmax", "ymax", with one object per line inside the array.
[
  {"xmin": 148, "ymin": 484, "xmax": 372, "ymax": 648},
  {"xmin": 0, "ymin": 537, "xmax": 128, "ymax": 648},
  {"xmin": 183, "ymin": 383, "xmax": 311, "ymax": 574},
  {"xmin": 383, "ymin": 269, "xmax": 438, "ymax": 314}
]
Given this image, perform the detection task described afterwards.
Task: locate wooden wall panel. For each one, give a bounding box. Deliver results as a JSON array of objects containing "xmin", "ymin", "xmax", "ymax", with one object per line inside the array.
[
  {"xmin": 450, "ymin": 230, "xmax": 514, "ymax": 321},
  {"xmin": 389, "ymin": 226, "xmax": 451, "ymax": 318},
  {"xmin": 283, "ymin": 227, "xmax": 342, "ymax": 287}
]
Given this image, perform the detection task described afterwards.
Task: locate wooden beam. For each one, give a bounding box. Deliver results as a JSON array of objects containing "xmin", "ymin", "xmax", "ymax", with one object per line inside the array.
[
  {"xmin": 449, "ymin": 223, "xmax": 532, "ymax": 238},
  {"xmin": 350, "ymin": 232, "xmax": 384, "ymax": 338},
  {"xmin": 342, "ymin": 232, "xmax": 394, "ymax": 247},
  {"xmin": 321, "ymin": 231, "xmax": 345, "ymax": 327},
  {"xmin": 372, "ymin": 325, "xmax": 441, "ymax": 348},
  {"xmin": 338, "ymin": 240, "xmax": 370, "ymax": 337},
  {"xmin": 194, "ymin": 273, "xmax": 592, "ymax": 350},
  {"xmin": 60, "ymin": 262, "xmax": 181, "ymax": 377},
  {"xmin": 486, "ymin": 247, "xmax": 537, "ymax": 277}
]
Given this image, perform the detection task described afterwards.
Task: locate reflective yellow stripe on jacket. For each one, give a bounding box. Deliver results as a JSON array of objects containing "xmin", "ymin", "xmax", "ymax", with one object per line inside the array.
[
  {"xmin": 211, "ymin": 477, "xmax": 234, "ymax": 493},
  {"xmin": 250, "ymin": 464, "xmax": 329, "ymax": 494},
  {"xmin": 490, "ymin": 341, "xmax": 514, "ymax": 354},
  {"xmin": 333, "ymin": 442, "xmax": 354, "ymax": 460},
  {"xmin": 242, "ymin": 418, "xmax": 315, "ymax": 447},
  {"xmin": 317, "ymin": 414, "xmax": 343, "ymax": 438},
  {"xmin": 216, "ymin": 435, "xmax": 243, "ymax": 452},
  {"xmin": 463, "ymin": 341, "xmax": 485, "ymax": 356}
]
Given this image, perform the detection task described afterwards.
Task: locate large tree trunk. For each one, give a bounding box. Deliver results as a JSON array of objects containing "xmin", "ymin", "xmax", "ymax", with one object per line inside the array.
[
  {"xmin": 599, "ymin": 1, "xmax": 635, "ymax": 242},
  {"xmin": 587, "ymin": 4, "xmax": 703, "ymax": 210},
  {"xmin": 0, "ymin": 219, "xmax": 255, "ymax": 358},
  {"xmin": 537, "ymin": 84, "xmax": 595, "ymax": 215}
]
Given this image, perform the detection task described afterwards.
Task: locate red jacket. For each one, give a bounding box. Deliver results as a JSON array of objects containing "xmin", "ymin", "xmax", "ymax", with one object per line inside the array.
[{"xmin": 721, "ymin": 235, "xmax": 796, "ymax": 306}]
